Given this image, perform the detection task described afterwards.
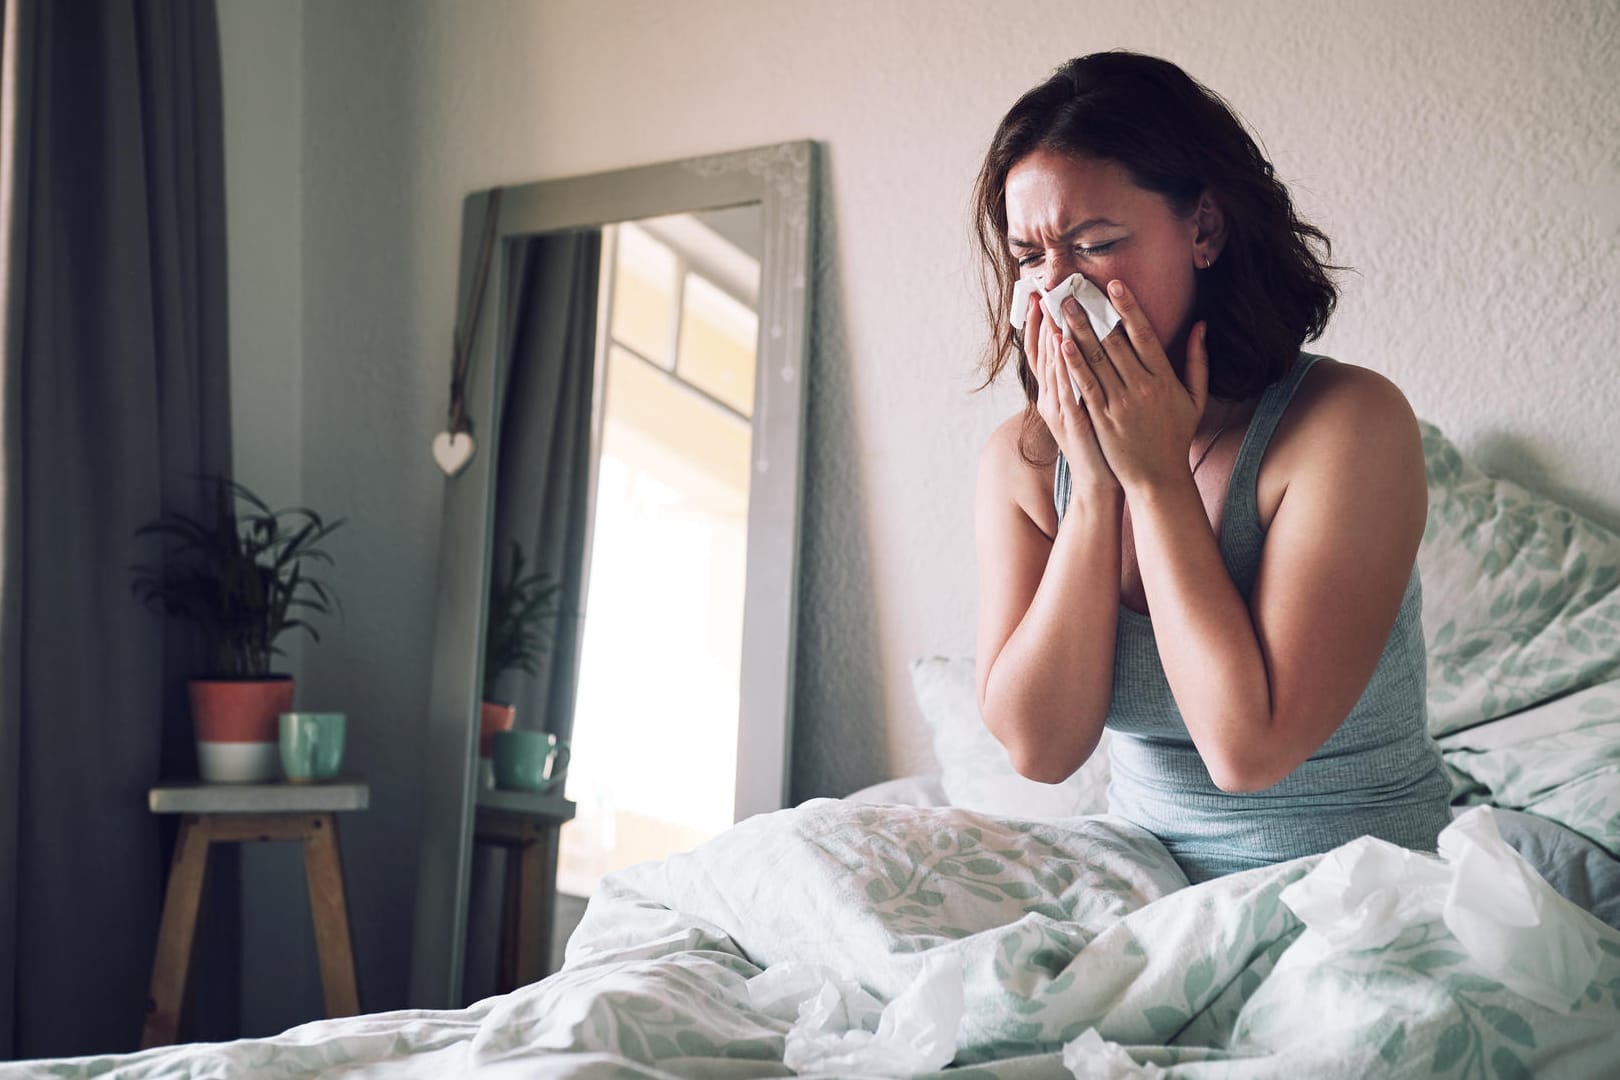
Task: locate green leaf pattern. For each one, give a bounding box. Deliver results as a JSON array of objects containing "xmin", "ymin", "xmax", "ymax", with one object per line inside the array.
[
  {"xmin": 1419, "ymin": 422, "xmax": 1620, "ymax": 738},
  {"xmin": 1438, "ymin": 680, "xmax": 1620, "ymax": 856},
  {"xmin": 7, "ymin": 801, "xmax": 1619, "ymax": 1078}
]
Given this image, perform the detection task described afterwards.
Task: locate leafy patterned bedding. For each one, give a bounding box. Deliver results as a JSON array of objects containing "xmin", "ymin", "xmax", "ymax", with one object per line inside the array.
[
  {"xmin": 1440, "ymin": 679, "xmax": 1620, "ymax": 860},
  {"xmin": 11, "ymin": 801, "xmax": 1619, "ymax": 1079},
  {"xmin": 12, "ymin": 421, "xmax": 1620, "ymax": 1078}
]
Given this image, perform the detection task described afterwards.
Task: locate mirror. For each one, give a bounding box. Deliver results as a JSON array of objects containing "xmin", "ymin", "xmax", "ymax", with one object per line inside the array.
[{"xmin": 409, "ymin": 143, "xmax": 818, "ymax": 1008}]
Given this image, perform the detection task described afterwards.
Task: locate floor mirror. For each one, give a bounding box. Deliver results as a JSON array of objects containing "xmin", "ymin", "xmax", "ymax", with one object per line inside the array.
[{"xmin": 409, "ymin": 142, "xmax": 818, "ymax": 1007}]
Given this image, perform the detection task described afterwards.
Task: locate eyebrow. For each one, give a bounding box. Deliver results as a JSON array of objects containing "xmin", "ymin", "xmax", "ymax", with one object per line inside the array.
[{"xmin": 1007, "ymin": 218, "xmax": 1121, "ymax": 251}]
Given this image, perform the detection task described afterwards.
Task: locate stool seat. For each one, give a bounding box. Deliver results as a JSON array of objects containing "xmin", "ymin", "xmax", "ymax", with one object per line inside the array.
[
  {"xmin": 142, "ymin": 780, "xmax": 368, "ymax": 1048},
  {"xmin": 149, "ymin": 778, "xmax": 369, "ymax": 814}
]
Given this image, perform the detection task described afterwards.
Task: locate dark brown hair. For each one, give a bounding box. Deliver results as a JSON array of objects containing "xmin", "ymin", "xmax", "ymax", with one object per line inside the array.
[{"xmin": 972, "ymin": 51, "xmax": 1340, "ymax": 461}]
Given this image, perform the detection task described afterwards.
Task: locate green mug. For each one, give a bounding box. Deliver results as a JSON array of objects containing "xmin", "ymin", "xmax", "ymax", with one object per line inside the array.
[
  {"xmin": 279, "ymin": 712, "xmax": 346, "ymax": 783},
  {"xmin": 492, "ymin": 730, "xmax": 570, "ymax": 792}
]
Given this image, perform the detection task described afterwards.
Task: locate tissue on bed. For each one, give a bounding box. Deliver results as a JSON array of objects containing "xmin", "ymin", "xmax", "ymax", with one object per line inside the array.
[
  {"xmin": 1279, "ymin": 806, "xmax": 1610, "ymax": 1014},
  {"xmin": 1010, "ymin": 272, "xmax": 1121, "ymax": 343},
  {"xmin": 750, "ymin": 952, "xmax": 963, "ymax": 1075},
  {"xmin": 1064, "ymin": 1028, "xmax": 1168, "ymax": 1079}
]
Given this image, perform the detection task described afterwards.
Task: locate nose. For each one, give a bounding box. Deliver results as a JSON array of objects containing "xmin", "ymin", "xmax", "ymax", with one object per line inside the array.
[{"xmin": 1042, "ymin": 250, "xmax": 1079, "ymax": 291}]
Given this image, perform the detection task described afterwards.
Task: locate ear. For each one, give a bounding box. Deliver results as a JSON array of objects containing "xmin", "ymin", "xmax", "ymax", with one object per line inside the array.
[{"xmin": 1191, "ymin": 190, "xmax": 1226, "ymax": 268}]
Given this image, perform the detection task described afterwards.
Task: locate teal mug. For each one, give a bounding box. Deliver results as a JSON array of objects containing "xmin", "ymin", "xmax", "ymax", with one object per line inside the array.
[
  {"xmin": 279, "ymin": 712, "xmax": 346, "ymax": 783},
  {"xmin": 492, "ymin": 730, "xmax": 570, "ymax": 793}
]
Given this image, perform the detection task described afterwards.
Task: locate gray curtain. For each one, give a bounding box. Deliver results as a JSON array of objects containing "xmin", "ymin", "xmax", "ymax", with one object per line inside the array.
[
  {"xmin": 488, "ymin": 232, "xmax": 602, "ymax": 745},
  {"xmin": 462, "ymin": 230, "xmax": 600, "ymax": 1002},
  {"xmin": 0, "ymin": 0, "xmax": 234, "ymax": 1057}
]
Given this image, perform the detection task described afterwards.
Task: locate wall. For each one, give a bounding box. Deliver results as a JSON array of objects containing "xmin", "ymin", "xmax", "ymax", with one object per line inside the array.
[
  {"xmin": 219, "ymin": 0, "xmax": 1620, "ymax": 1028},
  {"xmin": 217, "ymin": 0, "xmax": 319, "ymax": 1034}
]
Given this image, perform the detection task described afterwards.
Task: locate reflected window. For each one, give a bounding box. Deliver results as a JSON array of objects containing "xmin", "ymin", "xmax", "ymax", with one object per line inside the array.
[
  {"xmin": 608, "ymin": 223, "xmax": 677, "ymax": 368},
  {"xmin": 677, "ymin": 272, "xmax": 757, "ymax": 417},
  {"xmin": 557, "ymin": 211, "xmax": 760, "ymax": 899}
]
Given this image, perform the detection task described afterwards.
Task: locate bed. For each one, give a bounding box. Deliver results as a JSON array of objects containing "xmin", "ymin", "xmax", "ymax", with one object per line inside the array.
[{"xmin": 7, "ymin": 421, "xmax": 1620, "ymax": 1077}]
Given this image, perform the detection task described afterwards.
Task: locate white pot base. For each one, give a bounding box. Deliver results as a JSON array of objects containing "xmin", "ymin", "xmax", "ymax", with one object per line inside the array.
[{"xmin": 197, "ymin": 741, "xmax": 280, "ymax": 783}]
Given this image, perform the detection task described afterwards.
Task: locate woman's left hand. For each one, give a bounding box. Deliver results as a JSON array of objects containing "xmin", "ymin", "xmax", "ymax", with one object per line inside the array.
[{"xmin": 1059, "ymin": 279, "xmax": 1207, "ymax": 491}]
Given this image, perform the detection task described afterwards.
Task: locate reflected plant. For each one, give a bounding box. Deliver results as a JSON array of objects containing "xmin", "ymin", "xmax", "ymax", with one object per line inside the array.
[{"xmin": 483, "ymin": 539, "xmax": 562, "ymax": 702}]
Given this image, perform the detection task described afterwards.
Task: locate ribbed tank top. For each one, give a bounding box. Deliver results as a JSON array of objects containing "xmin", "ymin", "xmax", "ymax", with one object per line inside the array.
[{"xmin": 1054, "ymin": 353, "xmax": 1452, "ymax": 882}]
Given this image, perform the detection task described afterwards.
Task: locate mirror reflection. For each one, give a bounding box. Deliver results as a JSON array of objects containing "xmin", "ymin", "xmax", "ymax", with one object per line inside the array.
[
  {"xmin": 562, "ymin": 209, "xmax": 762, "ymax": 894},
  {"xmin": 465, "ymin": 205, "xmax": 766, "ymax": 996}
]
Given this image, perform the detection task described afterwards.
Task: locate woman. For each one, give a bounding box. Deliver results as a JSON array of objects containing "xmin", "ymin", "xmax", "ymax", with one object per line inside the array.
[{"xmin": 972, "ymin": 51, "xmax": 1451, "ymax": 883}]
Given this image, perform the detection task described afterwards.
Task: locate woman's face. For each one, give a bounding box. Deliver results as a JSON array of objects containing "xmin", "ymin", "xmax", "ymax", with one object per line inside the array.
[{"xmin": 1004, "ymin": 148, "xmax": 1207, "ymax": 365}]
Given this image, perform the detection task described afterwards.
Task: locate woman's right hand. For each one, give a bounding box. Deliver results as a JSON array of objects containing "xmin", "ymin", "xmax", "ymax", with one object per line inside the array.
[{"xmin": 1025, "ymin": 292, "xmax": 1118, "ymax": 496}]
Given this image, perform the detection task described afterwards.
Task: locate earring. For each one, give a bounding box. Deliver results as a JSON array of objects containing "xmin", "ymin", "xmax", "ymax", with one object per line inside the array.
[{"xmin": 1199, "ymin": 253, "xmax": 1212, "ymax": 270}]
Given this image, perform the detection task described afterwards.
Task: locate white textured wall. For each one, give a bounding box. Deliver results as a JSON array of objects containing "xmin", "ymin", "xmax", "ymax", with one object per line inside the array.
[{"xmin": 222, "ymin": 0, "xmax": 1620, "ymax": 1021}]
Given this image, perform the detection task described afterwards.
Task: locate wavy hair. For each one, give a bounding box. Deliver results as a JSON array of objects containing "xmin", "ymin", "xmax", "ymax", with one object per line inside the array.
[{"xmin": 972, "ymin": 52, "xmax": 1340, "ymax": 461}]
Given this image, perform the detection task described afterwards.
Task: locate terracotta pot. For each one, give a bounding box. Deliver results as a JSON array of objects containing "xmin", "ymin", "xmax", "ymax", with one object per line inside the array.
[
  {"xmin": 480, "ymin": 700, "xmax": 516, "ymax": 758},
  {"xmin": 188, "ymin": 676, "xmax": 295, "ymax": 783}
]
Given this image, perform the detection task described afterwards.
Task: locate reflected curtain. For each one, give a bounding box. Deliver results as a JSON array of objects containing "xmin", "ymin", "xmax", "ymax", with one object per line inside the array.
[
  {"xmin": 462, "ymin": 231, "xmax": 600, "ymax": 1001},
  {"xmin": 0, "ymin": 0, "xmax": 234, "ymax": 1057},
  {"xmin": 488, "ymin": 232, "xmax": 601, "ymax": 744}
]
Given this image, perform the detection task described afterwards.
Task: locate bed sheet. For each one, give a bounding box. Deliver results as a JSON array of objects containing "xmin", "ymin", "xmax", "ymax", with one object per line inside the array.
[{"xmin": 9, "ymin": 800, "xmax": 1619, "ymax": 1079}]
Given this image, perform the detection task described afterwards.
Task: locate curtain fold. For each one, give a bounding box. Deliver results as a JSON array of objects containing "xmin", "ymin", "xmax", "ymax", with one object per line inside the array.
[
  {"xmin": 489, "ymin": 231, "xmax": 602, "ymax": 745},
  {"xmin": 0, "ymin": 0, "xmax": 233, "ymax": 1057},
  {"xmin": 461, "ymin": 230, "xmax": 600, "ymax": 1002}
]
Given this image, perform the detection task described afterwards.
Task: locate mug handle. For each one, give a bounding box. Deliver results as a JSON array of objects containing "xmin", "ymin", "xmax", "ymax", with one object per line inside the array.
[{"xmin": 550, "ymin": 742, "xmax": 571, "ymax": 780}]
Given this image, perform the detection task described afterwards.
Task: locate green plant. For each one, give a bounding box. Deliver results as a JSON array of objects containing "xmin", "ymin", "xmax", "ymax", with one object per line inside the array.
[
  {"xmin": 483, "ymin": 539, "xmax": 562, "ymax": 702},
  {"xmin": 131, "ymin": 478, "xmax": 343, "ymax": 677}
]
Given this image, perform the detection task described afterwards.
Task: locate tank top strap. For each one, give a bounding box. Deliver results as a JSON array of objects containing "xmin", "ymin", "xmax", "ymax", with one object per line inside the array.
[{"xmin": 1219, "ymin": 352, "xmax": 1323, "ymax": 572}]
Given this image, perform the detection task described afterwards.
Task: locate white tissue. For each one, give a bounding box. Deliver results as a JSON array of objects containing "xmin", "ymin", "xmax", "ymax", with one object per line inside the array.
[
  {"xmin": 1063, "ymin": 1028, "xmax": 1168, "ymax": 1079},
  {"xmin": 748, "ymin": 953, "xmax": 963, "ymax": 1076},
  {"xmin": 1438, "ymin": 807, "xmax": 1604, "ymax": 1013},
  {"xmin": 1276, "ymin": 834, "xmax": 1451, "ymax": 951},
  {"xmin": 746, "ymin": 962, "xmax": 882, "ymax": 1030},
  {"xmin": 1010, "ymin": 272, "xmax": 1122, "ymax": 343},
  {"xmin": 1279, "ymin": 806, "xmax": 1611, "ymax": 1014}
]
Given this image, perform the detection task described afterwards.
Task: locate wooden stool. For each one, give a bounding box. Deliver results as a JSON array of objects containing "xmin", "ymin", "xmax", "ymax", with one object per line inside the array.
[
  {"xmin": 473, "ymin": 787, "xmax": 575, "ymax": 992},
  {"xmin": 142, "ymin": 779, "xmax": 369, "ymax": 1048}
]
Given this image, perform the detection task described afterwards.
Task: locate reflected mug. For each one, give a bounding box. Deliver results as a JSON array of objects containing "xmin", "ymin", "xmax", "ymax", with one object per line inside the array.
[
  {"xmin": 279, "ymin": 712, "xmax": 346, "ymax": 783},
  {"xmin": 492, "ymin": 730, "xmax": 570, "ymax": 792}
]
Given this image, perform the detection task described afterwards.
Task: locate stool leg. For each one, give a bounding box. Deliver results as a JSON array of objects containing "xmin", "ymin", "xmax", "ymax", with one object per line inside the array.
[
  {"xmin": 497, "ymin": 843, "xmax": 521, "ymax": 994},
  {"xmin": 142, "ymin": 815, "xmax": 212, "ymax": 1048},
  {"xmin": 513, "ymin": 828, "xmax": 556, "ymax": 988},
  {"xmin": 302, "ymin": 814, "xmax": 360, "ymax": 1017}
]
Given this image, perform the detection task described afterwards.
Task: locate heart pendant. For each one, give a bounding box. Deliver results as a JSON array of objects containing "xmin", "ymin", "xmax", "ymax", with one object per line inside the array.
[{"xmin": 432, "ymin": 431, "xmax": 476, "ymax": 477}]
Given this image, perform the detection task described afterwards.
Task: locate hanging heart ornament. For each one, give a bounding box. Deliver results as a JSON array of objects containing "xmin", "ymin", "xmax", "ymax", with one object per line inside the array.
[{"xmin": 432, "ymin": 430, "xmax": 476, "ymax": 477}]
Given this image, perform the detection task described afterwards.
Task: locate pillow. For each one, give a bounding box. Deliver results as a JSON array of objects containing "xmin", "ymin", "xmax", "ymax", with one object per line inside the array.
[
  {"xmin": 1418, "ymin": 421, "xmax": 1620, "ymax": 736},
  {"xmin": 909, "ymin": 656, "xmax": 1111, "ymax": 817}
]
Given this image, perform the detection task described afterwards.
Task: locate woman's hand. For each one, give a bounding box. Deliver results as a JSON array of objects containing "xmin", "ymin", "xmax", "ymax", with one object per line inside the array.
[
  {"xmin": 1060, "ymin": 280, "xmax": 1207, "ymax": 492},
  {"xmin": 1025, "ymin": 291, "xmax": 1117, "ymax": 496}
]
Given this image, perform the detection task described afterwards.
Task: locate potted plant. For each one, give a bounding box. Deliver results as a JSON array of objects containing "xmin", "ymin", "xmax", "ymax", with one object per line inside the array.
[
  {"xmin": 132, "ymin": 478, "xmax": 343, "ymax": 782},
  {"xmin": 480, "ymin": 539, "xmax": 562, "ymax": 761}
]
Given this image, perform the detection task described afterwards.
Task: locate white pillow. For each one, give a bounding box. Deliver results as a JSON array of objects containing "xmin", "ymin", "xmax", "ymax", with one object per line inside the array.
[
  {"xmin": 910, "ymin": 656, "xmax": 1112, "ymax": 817},
  {"xmin": 1418, "ymin": 422, "xmax": 1620, "ymax": 736}
]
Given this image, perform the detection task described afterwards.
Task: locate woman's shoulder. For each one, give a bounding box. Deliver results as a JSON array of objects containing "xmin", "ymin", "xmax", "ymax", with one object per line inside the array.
[
  {"xmin": 978, "ymin": 411, "xmax": 1060, "ymax": 539},
  {"xmin": 1259, "ymin": 356, "xmax": 1425, "ymax": 520},
  {"xmin": 1276, "ymin": 357, "xmax": 1421, "ymax": 455}
]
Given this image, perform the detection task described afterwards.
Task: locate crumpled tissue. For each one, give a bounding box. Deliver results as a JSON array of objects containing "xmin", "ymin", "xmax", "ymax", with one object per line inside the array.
[
  {"xmin": 1063, "ymin": 1028, "xmax": 1167, "ymax": 1079},
  {"xmin": 1279, "ymin": 805, "xmax": 1612, "ymax": 1013},
  {"xmin": 745, "ymin": 953, "xmax": 963, "ymax": 1076},
  {"xmin": 1010, "ymin": 272, "xmax": 1121, "ymax": 343}
]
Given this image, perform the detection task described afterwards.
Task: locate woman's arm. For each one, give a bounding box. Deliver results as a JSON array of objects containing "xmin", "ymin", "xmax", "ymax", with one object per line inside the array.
[
  {"xmin": 1063, "ymin": 281, "xmax": 1427, "ymax": 792},
  {"xmin": 973, "ymin": 418, "xmax": 1123, "ymax": 783},
  {"xmin": 1128, "ymin": 363, "xmax": 1427, "ymax": 792}
]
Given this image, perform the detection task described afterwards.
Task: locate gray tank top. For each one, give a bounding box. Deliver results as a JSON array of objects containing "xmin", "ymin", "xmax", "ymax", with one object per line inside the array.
[{"xmin": 1055, "ymin": 353, "xmax": 1451, "ymax": 882}]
